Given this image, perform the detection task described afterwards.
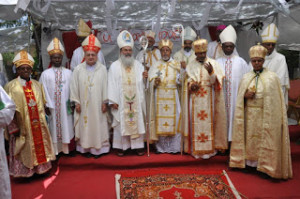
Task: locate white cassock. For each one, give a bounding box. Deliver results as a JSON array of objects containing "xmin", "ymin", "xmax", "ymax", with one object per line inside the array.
[
  {"xmin": 70, "ymin": 61, "xmax": 110, "ymax": 155},
  {"xmin": 136, "ymin": 48, "xmax": 161, "ymax": 68},
  {"xmin": 70, "ymin": 46, "xmax": 106, "ymax": 71},
  {"xmin": 207, "ymin": 41, "xmax": 239, "ymax": 60},
  {"xmin": 0, "ymin": 86, "xmax": 15, "ymax": 199},
  {"xmin": 39, "ymin": 67, "xmax": 74, "ymax": 155},
  {"xmin": 108, "ymin": 59, "xmax": 145, "ymax": 150},
  {"xmin": 263, "ymin": 50, "xmax": 290, "ymax": 105},
  {"xmin": 173, "ymin": 49, "xmax": 196, "ymax": 65},
  {"xmin": 217, "ymin": 55, "xmax": 252, "ymax": 141}
]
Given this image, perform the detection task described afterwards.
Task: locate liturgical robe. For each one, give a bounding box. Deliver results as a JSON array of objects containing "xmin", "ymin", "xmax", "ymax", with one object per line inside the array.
[
  {"xmin": 181, "ymin": 57, "xmax": 227, "ymax": 158},
  {"xmin": 263, "ymin": 50, "xmax": 290, "ymax": 105},
  {"xmin": 40, "ymin": 67, "xmax": 74, "ymax": 155},
  {"xmin": 0, "ymin": 86, "xmax": 15, "ymax": 199},
  {"xmin": 108, "ymin": 59, "xmax": 145, "ymax": 150},
  {"xmin": 148, "ymin": 59, "xmax": 181, "ymax": 153},
  {"xmin": 70, "ymin": 61, "xmax": 110, "ymax": 155},
  {"xmin": 217, "ymin": 55, "xmax": 251, "ymax": 141},
  {"xmin": 5, "ymin": 77, "xmax": 55, "ymax": 177},
  {"xmin": 230, "ymin": 69, "xmax": 292, "ymax": 179}
]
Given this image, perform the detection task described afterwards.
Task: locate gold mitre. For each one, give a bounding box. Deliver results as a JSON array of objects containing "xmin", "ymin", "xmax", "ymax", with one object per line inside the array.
[
  {"xmin": 13, "ymin": 50, "xmax": 35, "ymax": 68},
  {"xmin": 77, "ymin": 18, "xmax": 91, "ymax": 37},
  {"xmin": 158, "ymin": 39, "xmax": 173, "ymax": 50},
  {"xmin": 193, "ymin": 39, "xmax": 208, "ymax": 53},
  {"xmin": 47, "ymin": 37, "xmax": 65, "ymax": 56},
  {"xmin": 145, "ymin": 30, "xmax": 155, "ymax": 39},
  {"xmin": 249, "ymin": 43, "xmax": 268, "ymax": 59}
]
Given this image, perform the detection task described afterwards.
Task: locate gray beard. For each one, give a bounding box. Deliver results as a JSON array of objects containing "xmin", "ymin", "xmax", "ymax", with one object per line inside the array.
[
  {"xmin": 120, "ymin": 54, "xmax": 134, "ymax": 67},
  {"xmin": 162, "ymin": 56, "xmax": 170, "ymax": 61}
]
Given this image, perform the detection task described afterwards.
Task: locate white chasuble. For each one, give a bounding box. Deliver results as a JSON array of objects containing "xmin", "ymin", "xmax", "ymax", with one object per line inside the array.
[
  {"xmin": 40, "ymin": 67, "xmax": 74, "ymax": 155},
  {"xmin": 108, "ymin": 59, "xmax": 145, "ymax": 150},
  {"xmin": 185, "ymin": 58, "xmax": 227, "ymax": 157},
  {"xmin": 70, "ymin": 61, "xmax": 109, "ymax": 151}
]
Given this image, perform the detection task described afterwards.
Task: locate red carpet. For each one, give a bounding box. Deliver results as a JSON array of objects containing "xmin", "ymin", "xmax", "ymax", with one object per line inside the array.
[
  {"xmin": 10, "ymin": 125, "xmax": 300, "ymax": 199},
  {"xmin": 116, "ymin": 169, "xmax": 239, "ymax": 199}
]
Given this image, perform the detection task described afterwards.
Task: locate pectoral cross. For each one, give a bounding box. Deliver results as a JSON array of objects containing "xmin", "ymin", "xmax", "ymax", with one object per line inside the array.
[
  {"xmin": 127, "ymin": 101, "xmax": 133, "ymax": 110},
  {"xmin": 156, "ymin": 70, "xmax": 162, "ymax": 78},
  {"xmin": 127, "ymin": 77, "xmax": 132, "ymax": 85}
]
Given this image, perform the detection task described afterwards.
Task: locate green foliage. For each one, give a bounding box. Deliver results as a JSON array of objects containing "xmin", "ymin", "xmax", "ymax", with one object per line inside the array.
[
  {"xmin": 2, "ymin": 52, "xmax": 14, "ymax": 65},
  {"xmin": 0, "ymin": 15, "xmax": 28, "ymax": 29}
]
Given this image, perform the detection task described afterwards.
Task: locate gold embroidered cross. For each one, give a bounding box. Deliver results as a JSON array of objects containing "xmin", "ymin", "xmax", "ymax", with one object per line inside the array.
[
  {"xmin": 163, "ymin": 104, "xmax": 170, "ymax": 111},
  {"xmin": 197, "ymin": 110, "xmax": 208, "ymax": 120},
  {"xmin": 26, "ymin": 92, "xmax": 34, "ymax": 99},
  {"xmin": 163, "ymin": 122, "xmax": 169, "ymax": 127},
  {"xmin": 197, "ymin": 133, "xmax": 208, "ymax": 142},
  {"xmin": 127, "ymin": 77, "xmax": 132, "ymax": 85},
  {"xmin": 24, "ymin": 88, "xmax": 32, "ymax": 93}
]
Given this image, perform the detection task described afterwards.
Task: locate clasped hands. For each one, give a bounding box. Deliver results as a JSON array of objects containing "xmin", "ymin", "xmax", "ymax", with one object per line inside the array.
[
  {"xmin": 75, "ymin": 103, "xmax": 108, "ymax": 113},
  {"xmin": 189, "ymin": 82, "xmax": 200, "ymax": 92}
]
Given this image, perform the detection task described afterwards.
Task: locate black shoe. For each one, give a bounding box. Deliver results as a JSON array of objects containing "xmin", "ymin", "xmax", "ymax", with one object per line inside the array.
[
  {"xmin": 68, "ymin": 151, "xmax": 76, "ymax": 157},
  {"xmin": 83, "ymin": 153, "xmax": 93, "ymax": 158},
  {"xmin": 258, "ymin": 171, "xmax": 270, "ymax": 179},
  {"xmin": 136, "ymin": 149, "xmax": 145, "ymax": 156},
  {"xmin": 117, "ymin": 150, "xmax": 125, "ymax": 157}
]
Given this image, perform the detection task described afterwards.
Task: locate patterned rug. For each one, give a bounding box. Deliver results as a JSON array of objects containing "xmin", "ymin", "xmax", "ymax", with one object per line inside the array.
[{"xmin": 115, "ymin": 169, "xmax": 241, "ymax": 199}]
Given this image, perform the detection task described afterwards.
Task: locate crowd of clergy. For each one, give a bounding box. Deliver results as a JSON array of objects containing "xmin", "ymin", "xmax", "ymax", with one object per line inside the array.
[{"xmin": 0, "ymin": 19, "xmax": 293, "ymax": 198}]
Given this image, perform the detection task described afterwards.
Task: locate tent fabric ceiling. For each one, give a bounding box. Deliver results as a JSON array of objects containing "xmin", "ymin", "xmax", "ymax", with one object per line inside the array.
[
  {"xmin": 0, "ymin": 26, "xmax": 34, "ymax": 53},
  {"xmin": 26, "ymin": 0, "xmax": 297, "ymax": 30},
  {"xmin": 0, "ymin": 0, "xmax": 300, "ymax": 53}
]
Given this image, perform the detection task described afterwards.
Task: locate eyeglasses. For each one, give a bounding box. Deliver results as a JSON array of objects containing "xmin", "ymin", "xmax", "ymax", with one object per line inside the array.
[{"xmin": 18, "ymin": 67, "xmax": 32, "ymax": 71}]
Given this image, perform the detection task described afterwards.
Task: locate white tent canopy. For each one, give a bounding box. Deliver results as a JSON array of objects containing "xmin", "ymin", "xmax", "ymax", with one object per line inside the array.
[{"xmin": 0, "ymin": 0, "xmax": 300, "ymax": 68}]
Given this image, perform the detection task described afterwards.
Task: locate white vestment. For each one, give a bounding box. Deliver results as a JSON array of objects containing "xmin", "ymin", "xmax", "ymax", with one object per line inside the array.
[
  {"xmin": 108, "ymin": 59, "xmax": 145, "ymax": 150},
  {"xmin": 174, "ymin": 49, "xmax": 196, "ymax": 65},
  {"xmin": 263, "ymin": 50, "xmax": 290, "ymax": 105},
  {"xmin": 148, "ymin": 59, "xmax": 181, "ymax": 153},
  {"xmin": 39, "ymin": 67, "xmax": 74, "ymax": 155},
  {"xmin": 207, "ymin": 41, "xmax": 239, "ymax": 59},
  {"xmin": 217, "ymin": 55, "xmax": 251, "ymax": 141},
  {"xmin": 70, "ymin": 61, "xmax": 110, "ymax": 155},
  {"xmin": 70, "ymin": 46, "xmax": 106, "ymax": 71},
  {"xmin": 136, "ymin": 48, "xmax": 161, "ymax": 68},
  {"xmin": 0, "ymin": 86, "xmax": 15, "ymax": 199}
]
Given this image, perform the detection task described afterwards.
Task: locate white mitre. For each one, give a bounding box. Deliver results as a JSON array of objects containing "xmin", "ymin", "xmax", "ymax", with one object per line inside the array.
[
  {"xmin": 117, "ymin": 30, "xmax": 134, "ymax": 49},
  {"xmin": 219, "ymin": 25, "xmax": 237, "ymax": 44},
  {"xmin": 261, "ymin": 23, "xmax": 279, "ymax": 43},
  {"xmin": 183, "ymin": 26, "xmax": 197, "ymax": 41}
]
